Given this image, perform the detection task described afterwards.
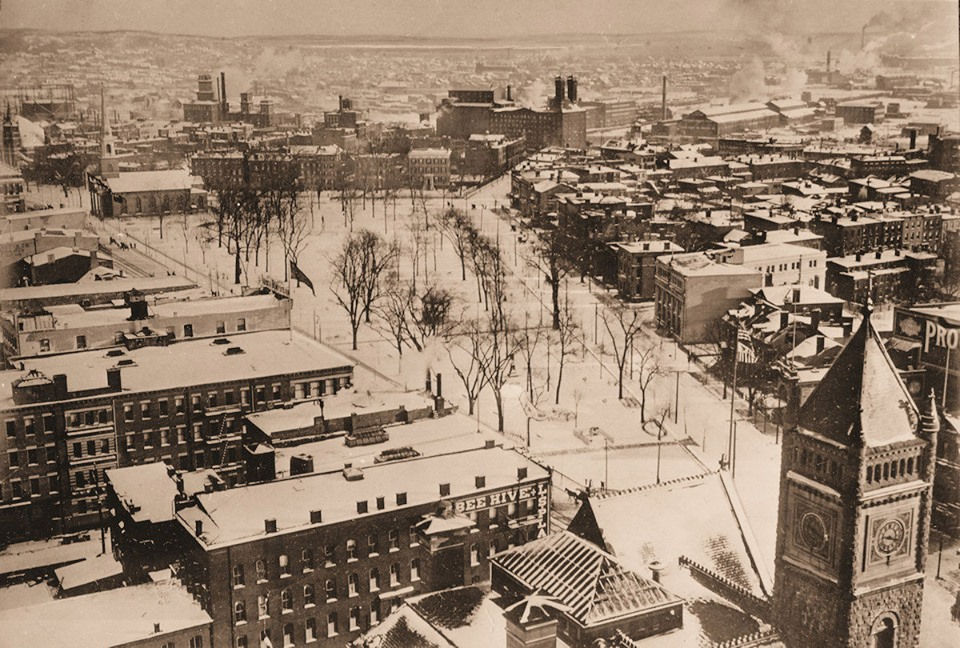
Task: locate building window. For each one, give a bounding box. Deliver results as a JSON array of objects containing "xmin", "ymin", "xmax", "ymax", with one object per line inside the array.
[
  {"xmin": 326, "ymin": 612, "xmax": 337, "ymax": 637},
  {"xmin": 367, "ymin": 533, "xmax": 378, "ymax": 556},
  {"xmin": 76, "ymin": 335, "xmax": 87, "ymax": 349},
  {"xmin": 279, "ymin": 554, "xmax": 290, "ymax": 576},
  {"xmin": 370, "ymin": 602, "xmax": 380, "ymax": 626},
  {"xmin": 233, "ymin": 564, "xmax": 244, "ymax": 587},
  {"xmin": 257, "ymin": 594, "xmax": 268, "ymax": 619},
  {"xmin": 304, "ymin": 584, "xmax": 315, "ymax": 607},
  {"xmin": 389, "ymin": 563, "xmax": 399, "ymax": 587},
  {"xmin": 305, "ymin": 617, "xmax": 317, "ymax": 642},
  {"xmin": 237, "ymin": 318, "xmax": 247, "ymax": 331},
  {"xmin": 325, "ymin": 579, "xmax": 336, "ymax": 601},
  {"xmin": 183, "ymin": 324, "xmax": 194, "ymax": 338},
  {"xmin": 282, "ymin": 624, "xmax": 294, "ymax": 648},
  {"xmin": 189, "ymin": 637, "xmax": 203, "ymax": 648},
  {"xmin": 236, "ymin": 636, "xmax": 247, "ymax": 648},
  {"xmin": 241, "ymin": 389, "xmax": 251, "ymax": 407},
  {"xmin": 4, "ymin": 420, "xmax": 14, "ymax": 438},
  {"xmin": 216, "ymin": 321, "xmax": 226, "ymax": 334},
  {"xmin": 259, "ymin": 629, "xmax": 270, "ymax": 648},
  {"xmin": 470, "ymin": 544, "xmax": 479, "ymax": 566},
  {"xmin": 124, "ymin": 404, "xmax": 134, "ymax": 422},
  {"xmin": 369, "ymin": 568, "xmax": 380, "ymax": 592},
  {"xmin": 272, "ymin": 384, "xmax": 282, "ymax": 400},
  {"xmin": 349, "ymin": 607, "xmax": 360, "ymax": 631},
  {"xmin": 73, "ymin": 442, "xmax": 82, "ymax": 458},
  {"xmin": 302, "ymin": 548, "xmax": 313, "ymax": 571},
  {"xmin": 141, "ymin": 402, "xmax": 152, "ymax": 419},
  {"xmin": 256, "ymin": 559, "xmax": 266, "ymax": 582},
  {"xmin": 348, "ymin": 573, "xmax": 358, "ymax": 597},
  {"xmin": 235, "ymin": 601, "xmax": 246, "ymax": 623},
  {"xmin": 281, "ymin": 588, "xmax": 292, "ymax": 612},
  {"xmin": 39, "ymin": 338, "xmax": 50, "ymax": 352},
  {"xmin": 410, "ymin": 558, "xmax": 420, "ymax": 582},
  {"xmin": 158, "ymin": 400, "xmax": 169, "ymax": 417},
  {"xmin": 346, "ymin": 539, "xmax": 357, "ymax": 561},
  {"xmin": 324, "ymin": 543, "xmax": 335, "ymax": 566},
  {"xmin": 388, "ymin": 529, "xmax": 399, "ymax": 551},
  {"xmin": 175, "ymin": 397, "xmax": 185, "ymax": 415}
]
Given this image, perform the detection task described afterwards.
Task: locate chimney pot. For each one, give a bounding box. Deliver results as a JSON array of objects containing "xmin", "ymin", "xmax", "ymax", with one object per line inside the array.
[
  {"xmin": 517, "ymin": 467, "xmax": 528, "ymax": 480},
  {"xmin": 264, "ymin": 518, "xmax": 277, "ymax": 533},
  {"xmin": 310, "ymin": 509, "xmax": 322, "ymax": 524},
  {"xmin": 195, "ymin": 520, "xmax": 203, "ymax": 535}
]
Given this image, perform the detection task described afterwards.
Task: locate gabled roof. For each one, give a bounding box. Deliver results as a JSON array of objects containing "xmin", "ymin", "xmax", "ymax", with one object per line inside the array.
[
  {"xmin": 799, "ymin": 308, "xmax": 919, "ymax": 447},
  {"xmin": 572, "ymin": 472, "xmax": 772, "ymax": 599},
  {"xmin": 491, "ymin": 531, "xmax": 679, "ymax": 627}
]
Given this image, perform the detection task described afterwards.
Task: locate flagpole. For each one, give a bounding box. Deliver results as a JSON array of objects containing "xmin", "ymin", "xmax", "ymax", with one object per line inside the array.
[{"xmin": 728, "ymin": 324, "xmax": 739, "ymax": 471}]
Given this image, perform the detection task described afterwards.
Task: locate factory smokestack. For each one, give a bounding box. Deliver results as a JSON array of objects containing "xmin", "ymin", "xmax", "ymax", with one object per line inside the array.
[
  {"xmin": 861, "ymin": 25, "xmax": 867, "ymax": 50},
  {"xmin": 220, "ymin": 72, "xmax": 226, "ymax": 108},
  {"xmin": 826, "ymin": 50, "xmax": 831, "ymax": 73},
  {"xmin": 661, "ymin": 75, "xmax": 667, "ymax": 121},
  {"xmin": 566, "ymin": 76, "xmax": 577, "ymax": 103},
  {"xmin": 554, "ymin": 76, "xmax": 565, "ymax": 105}
]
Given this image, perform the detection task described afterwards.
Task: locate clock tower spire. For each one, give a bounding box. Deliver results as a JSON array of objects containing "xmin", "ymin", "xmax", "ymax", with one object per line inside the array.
[{"xmin": 773, "ymin": 308, "xmax": 938, "ymax": 647}]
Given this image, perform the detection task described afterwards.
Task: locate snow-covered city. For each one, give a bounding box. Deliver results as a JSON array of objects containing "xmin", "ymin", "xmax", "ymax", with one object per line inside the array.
[{"xmin": 0, "ymin": 1, "xmax": 958, "ymax": 647}]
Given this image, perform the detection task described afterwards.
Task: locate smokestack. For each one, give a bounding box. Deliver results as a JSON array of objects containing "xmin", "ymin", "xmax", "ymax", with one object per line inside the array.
[
  {"xmin": 220, "ymin": 72, "xmax": 227, "ymax": 109},
  {"xmin": 826, "ymin": 50, "xmax": 831, "ymax": 73},
  {"xmin": 661, "ymin": 75, "xmax": 667, "ymax": 121},
  {"xmin": 909, "ymin": 129, "xmax": 917, "ymax": 149},
  {"xmin": 506, "ymin": 84, "xmax": 512, "ymax": 101},
  {"xmin": 554, "ymin": 76, "xmax": 564, "ymax": 105},
  {"xmin": 861, "ymin": 25, "xmax": 867, "ymax": 50},
  {"xmin": 566, "ymin": 76, "xmax": 577, "ymax": 103}
]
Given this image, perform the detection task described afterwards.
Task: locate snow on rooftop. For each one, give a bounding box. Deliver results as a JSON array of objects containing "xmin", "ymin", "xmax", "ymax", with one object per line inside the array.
[
  {"xmin": 177, "ymin": 446, "xmax": 547, "ymax": 547},
  {"xmin": 0, "ymin": 582, "xmax": 210, "ymax": 648},
  {"xmin": 104, "ymin": 168, "xmax": 199, "ymax": 194},
  {"xmin": 106, "ymin": 462, "xmax": 179, "ymax": 524}
]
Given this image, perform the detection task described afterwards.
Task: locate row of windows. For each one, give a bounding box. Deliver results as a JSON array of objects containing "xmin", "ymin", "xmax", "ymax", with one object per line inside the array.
[
  {"xmin": 235, "ymin": 608, "xmax": 378, "ymax": 648},
  {"xmin": 7, "ymin": 446, "xmax": 55, "ymax": 468},
  {"xmin": 5, "ymin": 414, "xmax": 56, "ymax": 438},
  {"xmin": 71, "ymin": 438, "xmax": 112, "ymax": 460},
  {"xmin": 234, "ymin": 561, "xmax": 418, "ymax": 622},
  {"xmin": 1, "ymin": 474, "xmax": 54, "ymax": 501},
  {"xmin": 793, "ymin": 446, "xmax": 842, "ymax": 481},
  {"xmin": 66, "ymin": 408, "xmax": 111, "ymax": 429},
  {"xmin": 866, "ymin": 455, "xmax": 918, "ymax": 484}
]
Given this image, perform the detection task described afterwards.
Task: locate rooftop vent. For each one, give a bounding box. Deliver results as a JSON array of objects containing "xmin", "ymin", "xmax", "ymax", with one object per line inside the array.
[
  {"xmin": 105, "ymin": 349, "xmax": 125, "ymax": 357},
  {"xmin": 224, "ymin": 346, "xmax": 245, "ymax": 356},
  {"xmin": 264, "ymin": 518, "xmax": 277, "ymax": 534},
  {"xmin": 439, "ymin": 483, "xmax": 451, "ymax": 497},
  {"xmin": 212, "ymin": 337, "xmax": 231, "ymax": 345},
  {"xmin": 475, "ymin": 475, "xmax": 486, "ymax": 488},
  {"xmin": 116, "ymin": 358, "xmax": 136, "ymax": 367},
  {"xmin": 310, "ymin": 509, "xmax": 322, "ymax": 524},
  {"xmin": 517, "ymin": 467, "xmax": 528, "ymax": 480},
  {"xmin": 343, "ymin": 466, "xmax": 364, "ymax": 481},
  {"xmin": 396, "ymin": 492, "xmax": 407, "ymax": 505}
]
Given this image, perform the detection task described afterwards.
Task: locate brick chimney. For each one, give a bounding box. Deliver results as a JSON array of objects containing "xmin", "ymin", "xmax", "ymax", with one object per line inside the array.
[{"xmin": 505, "ymin": 598, "xmax": 560, "ymax": 648}]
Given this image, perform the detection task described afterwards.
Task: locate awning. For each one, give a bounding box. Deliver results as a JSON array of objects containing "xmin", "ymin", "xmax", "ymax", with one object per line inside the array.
[
  {"xmin": 888, "ymin": 337, "xmax": 921, "ymax": 353},
  {"xmin": 377, "ymin": 585, "xmax": 415, "ymax": 601}
]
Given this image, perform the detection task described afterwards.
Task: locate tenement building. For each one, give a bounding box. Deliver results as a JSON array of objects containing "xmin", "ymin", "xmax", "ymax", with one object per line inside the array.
[
  {"xmin": 169, "ymin": 445, "xmax": 551, "ymax": 648},
  {"xmin": 774, "ymin": 306, "xmax": 939, "ymax": 647},
  {"xmin": 0, "ymin": 329, "xmax": 353, "ymax": 540}
]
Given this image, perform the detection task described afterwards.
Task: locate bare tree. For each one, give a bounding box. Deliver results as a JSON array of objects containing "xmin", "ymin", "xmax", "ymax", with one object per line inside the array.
[
  {"xmin": 602, "ymin": 303, "xmax": 645, "ymax": 400},
  {"xmin": 331, "ymin": 230, "xmax": 398, "ymax": 350},
  {"xmin": 554, "ymin": 291, "xmax": 579, "ymax": 405},
  {"xmin": 438, "ymin": 207, "xmax": 475, "ymax": 281},
  {"xmin": 475, "ymin": 313, "xmax": 518, "ymax": 433},
  {"xmin": 634, "ymin": 345, "xmax": 663, "ymax": 422},
  {"xmin": 448, "ymin": 318, "xmax": 488, "ymax": 416},
  {"xmin": 531, "ymin": 229, "xmax": 573, "ymax": 330},
  {"xmin": 517, "ymin": 316, "xmax": 546, "ymax": 405},
  {"xmin": 409, "ymin": 285, "xmax": 456, "ymax": 348},
  {"xmin": 373, "ymin": 276, "xmax": 413, "ymax": 357}
]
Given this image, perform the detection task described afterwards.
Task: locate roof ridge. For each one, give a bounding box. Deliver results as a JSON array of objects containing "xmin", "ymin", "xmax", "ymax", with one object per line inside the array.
[{"xmin": 593, "ymin": 470, "xmax": 715, "ymax": 499}]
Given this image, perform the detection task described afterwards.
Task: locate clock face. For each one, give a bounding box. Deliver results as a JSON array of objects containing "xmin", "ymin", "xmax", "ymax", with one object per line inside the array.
[
  {"xmin": 800, "ymin": 512, "xmax": 829, "ymax": 551},
  {"xmin": 875, "ymin": 519, "xmax": 906, "ymax": 555}
]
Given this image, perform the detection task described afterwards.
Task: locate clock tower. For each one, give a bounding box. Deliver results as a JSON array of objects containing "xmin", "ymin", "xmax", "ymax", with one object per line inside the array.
[{"xmin": 773, "ymin": 306, "xmax": 939, "ymax": 648}]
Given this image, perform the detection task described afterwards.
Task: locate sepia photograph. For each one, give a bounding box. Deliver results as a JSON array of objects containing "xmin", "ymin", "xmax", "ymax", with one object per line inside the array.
[{"xmin": 0, "ymin": 1, "xmax": 958, "ymax": 646}]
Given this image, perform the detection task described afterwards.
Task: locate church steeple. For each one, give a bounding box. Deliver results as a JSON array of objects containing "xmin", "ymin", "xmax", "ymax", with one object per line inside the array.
[
  {"xmin": 798, "ymin": 305, "xmax": 919, "ymax": 448},
  {"xmin": 99, "ymin": 85, "xmax": 119, "ymax": 178}
]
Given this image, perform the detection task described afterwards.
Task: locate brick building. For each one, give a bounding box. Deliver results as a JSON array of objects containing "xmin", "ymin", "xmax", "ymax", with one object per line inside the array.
[
  {"xmin": 0, "ymin": 330, "xmax": 353, "ymax": 540},
  {"xmin": 825, "ymin": 249, "xmax": 941, "ymax": 304},
  {"xmin": 808, "ymin": 211, "xmax": 904, "ymax": 257},
  {"xmin": 610, "ymin": 239, "xmax": 683, "ymax": 301},
  {"xmin": 170, "ymin": 445, "xmax": 551, "ymax": 648},
  {"xmin": 406, "ymin": 148, "xmax": 451, "ymax": 190}
]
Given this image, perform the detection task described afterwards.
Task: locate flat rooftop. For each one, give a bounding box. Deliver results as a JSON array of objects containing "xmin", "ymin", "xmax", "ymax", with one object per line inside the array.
[
  {"xmin": 908, "ymin": 302, "xmax": 960, "ymax": 325},
  {"xmin": 177, "ymin": 445, "xmax": 549, "ymax": 548},
  {"xmin": 107, "ymin": 462, "xmax": 180, "ymax": 524},
  {"xmin": 0, "ymin": 582, "xmax": 210, "ymax": 648},
  {"xmin": 0, "ymin": 330, "xmax": 353, "ymax": 408},
  {"xmin": 0, "ymin": 275, "xmax": 195, "ymax": 304},
  {"xmin": 32, "ymin": 293, "xmax": 285, "ymax": 330}
]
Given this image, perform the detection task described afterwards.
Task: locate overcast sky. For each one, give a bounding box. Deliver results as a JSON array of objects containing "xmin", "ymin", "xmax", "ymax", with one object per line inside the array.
[{"xmin": 1, "ymin": 0, "xmax": 956, "ymax": 38}]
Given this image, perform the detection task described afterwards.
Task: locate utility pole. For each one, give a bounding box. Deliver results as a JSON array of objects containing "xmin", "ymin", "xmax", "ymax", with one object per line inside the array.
[{"xmin": 674, "ymin": 369, "xmax": 680, "ymax": 424}]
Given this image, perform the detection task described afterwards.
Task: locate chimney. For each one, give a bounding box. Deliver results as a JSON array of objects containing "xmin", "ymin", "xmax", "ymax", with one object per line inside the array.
[
  {"xmin": 810, "ymin": 309, "xmax": 821, "ymax": 331},
  {"xmin": 107, "ymin": 367, "xmax": 122, "ymax": 391},
  {"xmin": 475, "ymin": 475, "xmax": 486, "ymax": 488},
  {"xmin": 517, "ymin": 466, "xmax": 528, "ymax": 480},
  {"xmin": 661, "ymin": 75, "xmax": 667, "ymax": 121},
  {"xmin": 154, "ymin": 623, "xmax": 161, "ymax": 634},
  {"xmin": 53, "ymin": 373, "xmax": 68, "ymax": 399},
  {"xmin": 220, "ymin": 72, "xmax": 226, "ymax": 109},
  {"xmin": 264, "ymin": 518, "xmax": 277, "ymax": 534},
  {"xmin": 310, "ymin": 509, "xmax": 322, "ymax": 524},
  {"xmin": 554, "ymin": 76, "xmax": 564, "ymax": 106},
  {"xmin": 649, "ymin": 560, "xmax": 664, "ymax": 583},
  {"xmin": 875, "ymin": 250, "xmax": 882, "ymax": 259},
  {"xmin": 435, "ymin": 373, "xmax": 442, "ymax": 398},
  {"xmin": 566, "ymin": 76, "xmax": 577, "ymax": 103},
  {"xmin": 780, "ymin": 311, "xmax": 789, "ymax": 329},
  {"xmin": 506, "ymin": 84, "xmax": 512, "ymax": 101},
  {"xmin": 855, "ymin": 253, "xmax": 862, "ymax": 262},
  {"xmin": 826, "ymin": 50, "xmax": 831, "ymax": 73},
  {"xmin": 909, "ymin": 129, "xmax": 917, "ymax": 149},
  {"xmin": 505, "ymin": 600, "xmax": 559, "ymax": 648},
  {"xmin": 195, "ymin": 520, "xmax": 203, "ymax": 536},
  {"xmin": 816, "ymin": 336, "xmax": 825, "ymax": 353}
]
